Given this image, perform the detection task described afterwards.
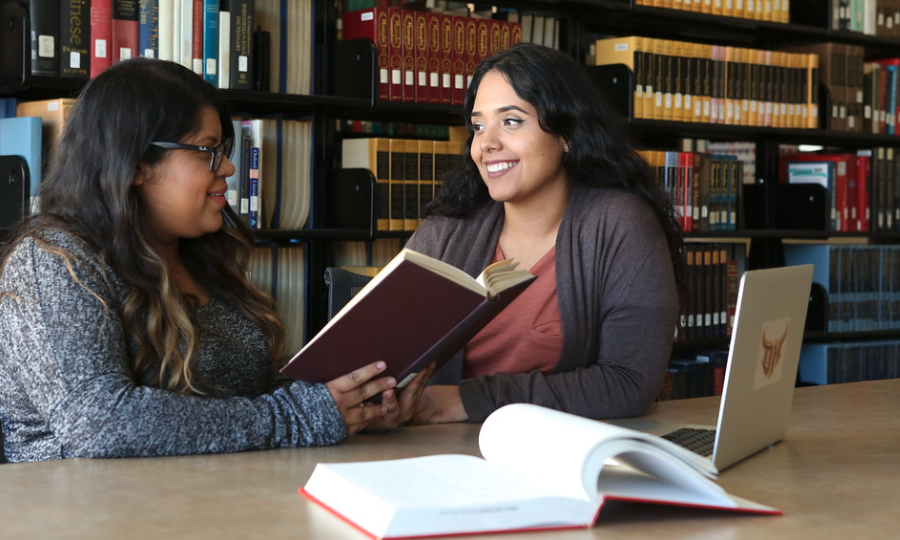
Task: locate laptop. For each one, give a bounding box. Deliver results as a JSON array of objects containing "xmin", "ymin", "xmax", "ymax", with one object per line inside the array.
[{"xmin": 613, "ymin": 263, "xmax": 814, "ymax": 471}]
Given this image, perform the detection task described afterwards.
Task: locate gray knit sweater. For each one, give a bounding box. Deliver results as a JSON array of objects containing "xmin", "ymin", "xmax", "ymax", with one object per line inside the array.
[
  {"xmin": 0, "ymin": 229, "xmax": 346, "ymax": 462},
  {"xmin": 406, "ymin": 185, "xmax": 679, "ymax": 422}
]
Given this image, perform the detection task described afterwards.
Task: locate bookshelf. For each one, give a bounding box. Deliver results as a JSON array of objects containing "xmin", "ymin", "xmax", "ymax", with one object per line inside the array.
[{"xmin": 4, "ymin": 1, "xmax": 900, "ymax": 390}]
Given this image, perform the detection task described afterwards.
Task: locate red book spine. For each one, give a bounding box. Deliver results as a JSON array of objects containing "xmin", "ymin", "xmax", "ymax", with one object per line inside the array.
[
  {"xmin": 857, "ymin": 150, "xmax": 872, "ymax": 232},
  {"xmin": 488, "ymin": 19, "xmax": 502, "ymax": 58},
  {"xmin": 111, "ymin": 0, "xmax": 138, "ymax": 64},
  {"xmin": 413, "ymin": 11, "xmax": 429, "ymax": 103},
  {"xmin": 387, "ymin": 8, "xmax": 403, "ymax": 101},
  {"xmin": 425, "ymin": 12, "xmax": 441, "ymax": 104},
  {"xmin": 192, "ymin": 0, "xmax": 203, "ymax": 75},
  {"xmin": 401, "ymin": 9, "xmax": 416, "ymax": 102},
  {"xmin": 90, "ymin": 0, "xmax": 112, "ymax": 77},
  {"xmin": 464, "ymin": 18, "xmax": 477, "ymax": 100},
  {"xmin": 509, "ymin": 20, "xmax": 521, "ymax": 48},
  {"xmin": 842, "ymin": 155, "xmax": 858, "ymax": 232},
  {"xmin": 451, "ymin": 16, "xmax": 466, "ymax": 106},
  {"xmin": 439, "ymin": 13, "xmax": 453, "ymax": 105},
  {"xmin": 341, "ymin": 8, "xmax": 389, "ymax": 102},
  {"xmin": 474, "ymin": 17, "xmax": 489, "ymax": 72}
]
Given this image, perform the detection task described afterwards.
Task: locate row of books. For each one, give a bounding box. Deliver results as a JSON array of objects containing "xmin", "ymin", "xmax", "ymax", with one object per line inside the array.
[
  {"xmin": 340, "ymin": 6, "xmax": 522, "ymax": 105},
  {"xmin": 340, "ymin": 137, "xmax": 464, "ymax": 233},
  {"xmin": 679, "ymin": 243, "xmax": 744, "ymax": 343},
  {"xmin": 26, "ymin": 0, "xmax": 309, "ymax": 94},
  {"xmin": 227, "ymin": 117, "xmax": 312, "ymax": 230},
  {"xmin": 800, "ymin": 339, "xmax": 900, "ymax": 385},
  {"xmin": 778, "ymin": 147, "xmax": 900, "ymax": 233},
  {"xmin": 634, "ymin": 0, "xmax": 791, "ymax": 22},
  {"xmin": 660, "ymin": 348, "xmax": 729, "ymax": 401},
  {"xmin": 591, "ymin": 36, "xmax": 819, "ymax": 129},
  {"xmin": 330, "ymin": 238, "xmax": 404, "ymax": 270},
  {"xmin": 864, "ymin": 57, "xmax": 900, "ymax": 135},
  {"xmin": 641, "ymin": 150, "xmax": 744, "ymax": 232},
  {"xmin": 784, "ymin": 244, "xmax": 900, "ymax": 333},
  {"xmin": 783, "ymin": 42, "xmax": 869, "ymax": 133},
  {"xmin": 250, "ymin": 243, "xmax": 306, "ymax": 358},
  {"xmin": 829, "ymin": 0, "xmax": 900, "ymax": 37}
]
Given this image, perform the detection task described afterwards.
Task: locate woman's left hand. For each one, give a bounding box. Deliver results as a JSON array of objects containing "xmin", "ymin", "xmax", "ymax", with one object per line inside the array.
[
  {"xmin": 408, "ymin": 384, "xmax": 469, "ymax": 425},
  {"xmin": 365, "ymin": 361, "xmax": 437, "ymax": 432}
]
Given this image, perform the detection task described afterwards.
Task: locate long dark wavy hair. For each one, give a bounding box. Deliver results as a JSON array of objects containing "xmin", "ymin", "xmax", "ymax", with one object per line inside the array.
[
  {"xmin": 428, "ymin": 42, "xmax": 686, "ymax": 313},
  {"xmin": 0, "ymin": 58, "xmax": 284, "ymax": 393}
]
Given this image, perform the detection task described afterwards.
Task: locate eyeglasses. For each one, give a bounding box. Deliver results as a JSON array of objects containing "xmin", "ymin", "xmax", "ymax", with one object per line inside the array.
[{"xmin": 149, "ymin": 138, "xmax": 235, "ymax": 172}]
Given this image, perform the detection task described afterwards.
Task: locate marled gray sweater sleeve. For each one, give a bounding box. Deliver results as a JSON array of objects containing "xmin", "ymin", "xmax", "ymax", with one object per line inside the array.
[{"xmin": 0, "ymin": 235, "xmax": 346, "ymax": 462}]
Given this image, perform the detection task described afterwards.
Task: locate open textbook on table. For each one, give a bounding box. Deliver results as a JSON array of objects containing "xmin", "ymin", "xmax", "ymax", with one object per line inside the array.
[{"xmin": 301, "ymin": 404, "xmax": 779, "ymax": 539}]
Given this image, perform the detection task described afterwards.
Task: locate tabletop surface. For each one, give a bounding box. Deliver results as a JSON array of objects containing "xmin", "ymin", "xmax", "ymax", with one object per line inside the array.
[{"xmin": 2, "ymin": 379, "xmax": 899, "ymax": 540}]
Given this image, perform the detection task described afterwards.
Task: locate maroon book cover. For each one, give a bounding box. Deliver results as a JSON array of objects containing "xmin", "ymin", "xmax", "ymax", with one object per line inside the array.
[{"xmin": 280, "ymin": 249, "xmax": 535, "ymax": 390}]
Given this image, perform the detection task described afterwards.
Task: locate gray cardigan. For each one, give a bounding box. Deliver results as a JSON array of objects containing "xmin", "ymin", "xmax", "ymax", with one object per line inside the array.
[
  {"xmin": 406, "ymin": 185, "xmax": 678, "ymax": 422},
  {"xmin": 0, "ymin": 229, "xmax": 346, "ymax": 462}
]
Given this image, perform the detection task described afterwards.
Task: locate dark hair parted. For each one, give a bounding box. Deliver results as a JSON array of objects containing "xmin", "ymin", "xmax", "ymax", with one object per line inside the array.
[
  {"xmin": 427, "ymin": 42, "xmax": 686, "ymax": 317},
  {"xmin": 1, "ymin": 58, "xmax": 284, "ymax": 393}
]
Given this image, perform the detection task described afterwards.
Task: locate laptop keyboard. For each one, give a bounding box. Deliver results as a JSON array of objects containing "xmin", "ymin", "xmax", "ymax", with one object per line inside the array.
[{"xmin": 661, "ymin": 427, "xmax": 716, "ymax": 457}]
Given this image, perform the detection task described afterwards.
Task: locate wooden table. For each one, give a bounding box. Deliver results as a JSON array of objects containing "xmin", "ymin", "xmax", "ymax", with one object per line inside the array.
[{"xmin": 2, "ymin": 379, "xmax": 898, "ymax": 539}]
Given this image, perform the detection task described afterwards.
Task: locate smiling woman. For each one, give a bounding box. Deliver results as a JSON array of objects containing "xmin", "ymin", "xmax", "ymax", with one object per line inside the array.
[
  {"xmin": 0, "ymin": 58, "xmax": 430, "ymax": 463},
  {"xmin": 405, "ymin": 42, "xmax": 686, "ymax": 426}
]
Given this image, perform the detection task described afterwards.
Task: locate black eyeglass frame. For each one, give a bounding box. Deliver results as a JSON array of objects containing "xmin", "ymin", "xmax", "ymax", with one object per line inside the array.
[{"xmin": 149, "ymin": 138, "xmax": 235, "ymax": 172}]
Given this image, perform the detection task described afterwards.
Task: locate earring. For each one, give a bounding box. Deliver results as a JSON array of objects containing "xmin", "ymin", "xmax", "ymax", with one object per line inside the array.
[{"xmin": 564, "ymin": 143, "xmax": 570, "ymax": 152}]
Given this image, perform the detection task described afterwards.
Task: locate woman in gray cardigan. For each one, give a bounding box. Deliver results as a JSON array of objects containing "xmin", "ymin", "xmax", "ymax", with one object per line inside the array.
[
  {"xmin": 0, "ymin": 59, "xmax": 426, "ymax": 462},
  {"xmin": 406, "ymin": 43, "xmax": 685, "ymax": 424}
]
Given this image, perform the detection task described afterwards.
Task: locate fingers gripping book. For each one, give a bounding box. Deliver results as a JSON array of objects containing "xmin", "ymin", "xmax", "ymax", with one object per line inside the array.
[{"xmin": 301, "ymin": 404, "xmax": 780, "ymax": 539}]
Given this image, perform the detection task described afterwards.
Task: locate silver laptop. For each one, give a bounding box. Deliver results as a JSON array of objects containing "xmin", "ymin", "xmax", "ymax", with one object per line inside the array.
[{"xmin": 614, "ymin": 264, "xmax": 814, "ymax": 471}]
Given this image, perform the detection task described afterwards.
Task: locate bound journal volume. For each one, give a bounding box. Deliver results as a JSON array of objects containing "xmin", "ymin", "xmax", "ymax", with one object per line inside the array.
[
  {"xmin": 280, "ymin": 248, "xmax": 535, "ymax": 390},
  {"xmin": 301, "ymin": 403, "xmax": 779, "ymax": 539}
]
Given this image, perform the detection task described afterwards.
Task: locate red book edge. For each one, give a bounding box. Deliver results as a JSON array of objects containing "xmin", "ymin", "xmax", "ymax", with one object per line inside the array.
[{"xmin": 298, "ymin": 485, "xmax": 781, "ymax": 540}]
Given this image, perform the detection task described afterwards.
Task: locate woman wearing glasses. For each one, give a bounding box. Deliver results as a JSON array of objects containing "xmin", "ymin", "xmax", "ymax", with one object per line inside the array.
[{"xmin": 0, "ymin": 58, "xmax": 428, "ymax": 462}]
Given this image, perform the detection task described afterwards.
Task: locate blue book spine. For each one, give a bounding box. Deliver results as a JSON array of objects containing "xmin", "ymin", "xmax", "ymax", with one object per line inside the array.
[
  {"xmin": 0, "ymin": 117, "xmax": 42, "ymax": 213},
  {"xmin": 248, "ymin": 145, "xmax": 259, "ymax": 228},
  {"xmin": 203, "ymin": 0, "xmax": 220, "ymax": 84},
  {"xmin": 139, "ymin": 0, "xmax": 160, "ymax": 58}
]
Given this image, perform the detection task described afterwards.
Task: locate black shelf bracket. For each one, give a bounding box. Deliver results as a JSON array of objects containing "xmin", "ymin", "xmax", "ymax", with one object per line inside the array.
[{"xmin": 0, "ymin": 0, "xmax": 30, "ymax": 94}]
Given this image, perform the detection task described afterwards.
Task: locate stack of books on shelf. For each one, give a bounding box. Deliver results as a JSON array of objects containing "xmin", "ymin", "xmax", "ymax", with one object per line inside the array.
[
  {"xmin": 800, "ymin": 339, "xmax": 900, "ymax": 385},
  {"xmin": 781, "ymin": 43, "xmax": 866, "ymax": 133},
  {"xmin": 340, "ymin": 137, "xmax": 464, "ymax": 233},
  {"xmin": 785, "ymin": 243, "xmax": 900, "ymax": 334},
  {"xmin": 591, "ymin": 36, "xmax": 819, "ymax": 129},
  {"xmin": 25, "ymin": 0, "xmax": 310, "ymax": 93},
  {"xmin": 640, "ymin": 150, "xmax": 744, "ymax": 232},
  {"xmin": 633, "ymin": 0, "xmax": 791, "ymax": 23},
  {"xmin": 661, "ymin": 347, "xmax": 729, "ymax": 400},
  {"xmin": 250, "ymin": 243, "xmax": 307, "ymax": 358},
  {"xmin": 681, "ymin": 243, "xmax": 742, "ymax": 341},
  {"xmin": 777, "ymin": 148, "xmax": 895, "ymax": 233},
  {"xmin": 340, "ymin": 5, "xmax": 522, "ymax": 105},
  {"xmin": 830, "ymin": 0, "xmax": 900, "ymax": 36},
  {"xmin": 331, "ymin": 238, "xmax": 403, "ymax": 269},
  {"xmin": 227, "ymin": 116, "xmax": 312, "ymax": 230},
  {"xmin": 863, "ymin": 57, "xmax": 900, "ymax": 135}
]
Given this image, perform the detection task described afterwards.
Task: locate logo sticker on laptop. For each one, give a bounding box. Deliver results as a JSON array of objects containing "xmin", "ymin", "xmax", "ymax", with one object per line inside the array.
[{"xmin": 754, "ymin": 317, "xmax": 790, "ymax": 389}]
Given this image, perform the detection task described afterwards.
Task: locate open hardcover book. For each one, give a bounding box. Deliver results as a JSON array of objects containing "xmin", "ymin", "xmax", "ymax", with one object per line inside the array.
[
  {"xmin": 301, "ymin": 404, "xmax": 780, "ymax": 539},
  {"xmin": 280, "ymin": 248, "xmax": 535, "ymax": 389}
]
